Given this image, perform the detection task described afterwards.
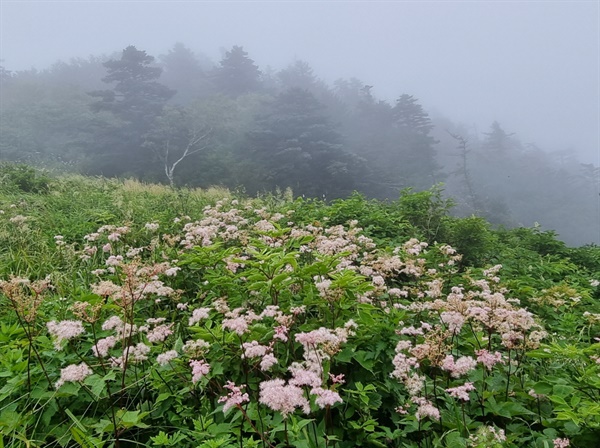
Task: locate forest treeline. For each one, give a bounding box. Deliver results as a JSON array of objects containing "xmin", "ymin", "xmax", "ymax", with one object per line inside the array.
[{"xmin": 1, "ymin": 43, "xmax": 598, "ymax": 245}]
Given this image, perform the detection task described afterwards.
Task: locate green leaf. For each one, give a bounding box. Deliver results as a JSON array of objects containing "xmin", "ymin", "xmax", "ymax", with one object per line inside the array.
[
  {"xmin": 553, "ymin": 384, "xmax": 575, "ymax": 398},
  {"xmin": 84, "ymin": 374, "xmax": 106, "ymax": 398},
  {"xmin": 118, "ymin": 410, "xmax": 149, "ymax": 429},
  {"xmin": 353, "ymin": 350, "xmax": 375, "ymax": 372},
  {"xmin": 533, "ymin": 381, "xmax": 553, "ymax": 396}
]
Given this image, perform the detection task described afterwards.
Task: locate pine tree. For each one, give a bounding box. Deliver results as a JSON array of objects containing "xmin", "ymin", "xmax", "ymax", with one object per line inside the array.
[
  {"xmin": 214, "ymin": 46, "xmax": 261, "ymax": 96},
  {"xmin": 87, "ymin": 46, "xmax": 175, "ymax": 176},
  {"xmin": 159, "ymin": 42, "xmax": 210, "ymax": 103},
  {"xmin": 391, "ymin": 94, "xmax": 442, "ymax": 190},
  {"xmin": 246, "ymin": 88, "xmax": 361, "ymax": 197},
  {"xmin": 90, "ymin": 46, "xmax": 174, "ymax": 127}
]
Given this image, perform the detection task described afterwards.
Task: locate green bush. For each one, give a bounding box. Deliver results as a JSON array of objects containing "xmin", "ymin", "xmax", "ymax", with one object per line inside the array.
[{"xmin": 0, "ymin": 163, "xmax": 51, "ymax": 194}]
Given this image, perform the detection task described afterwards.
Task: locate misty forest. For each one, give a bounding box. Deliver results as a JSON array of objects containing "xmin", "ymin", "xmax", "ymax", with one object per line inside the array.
[
  {"xmin": 2, "ymin": 42, "xmax": 600, "ymax": 448},
  {"xmin": 1, "ymin": 43, "xmax": 598, "ymax": 246}
]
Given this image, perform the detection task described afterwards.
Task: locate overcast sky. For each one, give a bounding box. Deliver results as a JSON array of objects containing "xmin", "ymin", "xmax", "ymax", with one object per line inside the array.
[{"xmin": 1, "ymin": 0, "xmax": 598, "ymax": 163}]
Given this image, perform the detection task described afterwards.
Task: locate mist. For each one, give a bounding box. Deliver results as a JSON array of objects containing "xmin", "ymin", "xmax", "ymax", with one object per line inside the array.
[
  {"xmin": 1, "ymin": 1, "xmax": 599, "ymax": 245},
  {"xmin": 2, "ymin": 1, "xmax": 598, "ymax": 162}
]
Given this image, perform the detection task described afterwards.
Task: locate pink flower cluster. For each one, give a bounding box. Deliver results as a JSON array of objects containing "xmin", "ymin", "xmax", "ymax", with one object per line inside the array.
[
  {"xmin": 110, "ymin": 343, "xmax": 150, "ymax": 368},
  {"xmin": 190, "ymin": 359, "xmax": 210, "ymax": 384},
  {"xmin": 188, "ymin": 307, "xmax": 211, "ymax": 326},
  {"xmin": 259, "ymin": 379, "xmax": 310, "ymax": 417},
  {"xmin": 475, "ymin": 349, "xmax": 505, "ymax": 370},
  {"xmin": 46, "ymin": 320, "xmax": 85, "ymax": 350},
  {"xmin": 55, "ymin": 362, "xmax": 93, "ymax": 389},
  {"xmin": 242, "ymin": 340, "xmax": 278, "ymax": 371},
  {"xmin": 445, "ymin": 382, "xmax": 475, "ymax": 401},
  {"xmin": 412, "ymin": 396, "xmax": 440, "ymax": 421},
  {"xmin": 441, "ymin": 355, "xmax": 477, "ymax": 378},
  {"xmin": 219, "ymin": 381, "xmax": 250, "ymax": 412},
  {"xmin": 156, "ymin": 350, "xmax": 178, "ymax": 366},
  {"xmin": 92, "ymin": 336, "xmax": 117, "ymax": 357}
]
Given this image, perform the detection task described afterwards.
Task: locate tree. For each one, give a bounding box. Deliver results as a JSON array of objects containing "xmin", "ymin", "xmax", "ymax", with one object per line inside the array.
[
  {"xmin": 214, "ymin": 46, "xmax": 261, "ymax": 97},
  {"xmin": 245, "ymin": 88, "xmax": 362, "ymax": 198},
  {"xmin": 0, "ymin": 65, "xmax": 12, "ymax": 84},
  {"xmin": 344, "ymin": 93, "xmax": 442, "ymax": 196},
  {"xmin": 0, "ymin": 71, "xmax": 98, "ymax": 166},
  {"xmin": 142, "ymin": 106, "xmax": 212, "ymax": 187},
  {"xmin": 390, "ymin": 94, "xmax": 442, "ymax": 190},
  {"xmin": 159, "ymin": 42, "xmax": 210, "ymax": 103},
  {"xmin": 482, "ymin": 121, "xmax": 516, "ymax": 154},
  {"xmin": 87, "ymin": 46, "xmax": 175, "ymax": 176},
  {"xmin": 278, "ymin": 60, "xmax": 317, "ymax": 91},
  {"xmin": 90, "ymin": 46, "xmax": 175, "ymax": 127}
]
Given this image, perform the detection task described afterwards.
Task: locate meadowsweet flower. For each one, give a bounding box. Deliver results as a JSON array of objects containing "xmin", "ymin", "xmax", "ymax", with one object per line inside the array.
[
  {"xmin": 219, "ymin": 381, "xmax": 250, "ymax": 412},
  {"xmin": 145, "ymin": 222, "xmax": 160, "ymax": 231},
  {"xmin": 273, "ymin": 325, "xmax": 289, "ymax": 342},
  {"xmin": 92, "ymin": 336, "xmax": 117, "ymax": 357},
  {"xmin": 391, "ymin": 352, "xmax": 419, "ymax": 380},
  {"xmin": 9, "ymin": 215, "xmax": 28, "ymax": 225},
  {"xmin": 222, "ymin": 316, "xmax": 250, "ymax": 335},
  {"xmin": 260, "ymin": 305, "xmax": 280, "ymax": 318},
  {"xmin": 146, "ymin": 324, "xmax": 173, "ymax": 343},
  {"xmin": 242, "ymin": 340, "xmax": 269, "ymax": 358},
  {"xmin": 260, "ymin": 353, "xmax": 278, "ymax": 371},
  {"xmin": 259, "ymin": 379, "xmax": 310, "ymax": 417},
  {"xmin": 441, "ymin": 355, "xmax": 477, "ymax": 378},
  {"xmin": 296, "ymin": 327, "xmax": 339, "ymax": 347},
  {"xmin": 404, "ymin": 374, "xmax": 425, "ymax": 396},
  {"xmin": 590, "ymin": 279, "xmax": 599, "ymax": 287},
  {"xmin": 425, "ymin": 279, "xmax": 443, "ymax": 298},
  {"xmin": 190, "ymin": 359, "xmax": 210, "ymax": 383},
  {"xmin": 528, "ymin": 389, "xmax": 545, "ymax": 399},
  {"xmin": 137, "ymin": 280, "xmax": 174, "ymax": 298},
  {"xmin": 126, "ymin": 247, "xmax": 144, "ymax": 258},
  {"xmin": 329, "ymin": 373, "xmax": 345, "ymax": 384},
  {"xmin": 289, "ymin": 363, "xmax": 322, "ymax": 388},
  {"xmin": 501, "ymin": 330, "xmax": 524, "ymax": 349},
  {"xmin": 476, "ymin": 349, "xmax": 505, "ymax": 370},
  {"xmin": 312, "ymin": 387, "xmax": 343, "ymax": 408},
  {"xmin": 446, "ymin": 382, "xmax": 475, "ymax": 401},
  {"xmin": 47, "ymin": 320, "xmax": 85, "ymax": 350},
  {"xmin": 400, "ymin": 326, "xmax": 424, "ymax": 336},
  {"xmin": 372, "ymin": 275, "xmax": 385, "ymax": 287},
  {"xmin": 314, "ymin": 276, "xmax": 333, "ymax": 297},
  {"xmin": 412, "ymin": 397, "xmax": 440, "ymax": 421},
  {"xmin": 102, "ymin": 315, "xmax": 124, "ymax": 331},
  {"xmin": 395, "ymin": 340, "xmax": 413, "ymax": 351},
  {"xmin": 105, "ymin": 255, "xmax": 123, "ymax": 266},
  {"xmin": 107, "ymin": 232, "xmax": 121, "ymax": 242},
  {"xmin": 182, "ymin": 339, "xmax": 210, "ymax": 358},
  {"xmin": 55, "ymin": 362, "xmax": 93, "ymax": 389},
  {"xmin": 156, "ymin": 350, "xmax": 178, "ymax": 366},
  {"xmin": 92, "ymin": 281, "xmax": 121, "ymax": 298},
  {"xmin": 130, "ymin": 343, "xmax": 151, "ymax": 362},
  {"xmin": 290, "ymin": 306, "xmax": 306, "ymax": 315},
  {"xmin": 164, "ymin": 267, "xmax": 180, "ymax": 277},
  {"xmin": 440, "ymin": 311, "xmax": 465, "ymax": 333}
]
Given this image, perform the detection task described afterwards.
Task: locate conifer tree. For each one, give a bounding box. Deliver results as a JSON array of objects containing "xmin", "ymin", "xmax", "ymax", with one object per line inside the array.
[
  {"xmin": 246, "ymin": 88, "xmax": 360, "ymax": 197},
  {"xmin": 214, "ymin": 46, "xmax": 261, "ymax": 96},
  {"xmin": 87, "ymin": 46, "xmax": 175, "ymax": 176}
]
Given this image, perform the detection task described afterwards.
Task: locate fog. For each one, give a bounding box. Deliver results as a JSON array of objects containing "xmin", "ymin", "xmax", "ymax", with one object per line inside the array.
[{"xmin": 2, "ymin": 1, "xmax": 598, "ymax": 163}]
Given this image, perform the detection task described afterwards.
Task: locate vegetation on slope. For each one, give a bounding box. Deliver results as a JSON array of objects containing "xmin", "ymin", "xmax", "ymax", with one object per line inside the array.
[{"xmin": 0, "ymin": 166, "xmax": 599, "ymax": 447}]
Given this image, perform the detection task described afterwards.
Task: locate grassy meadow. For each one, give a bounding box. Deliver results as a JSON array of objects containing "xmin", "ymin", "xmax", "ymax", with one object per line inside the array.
[{"xmin": 1, "ymin": 164, "xmax": 600, "ymax": 448}]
